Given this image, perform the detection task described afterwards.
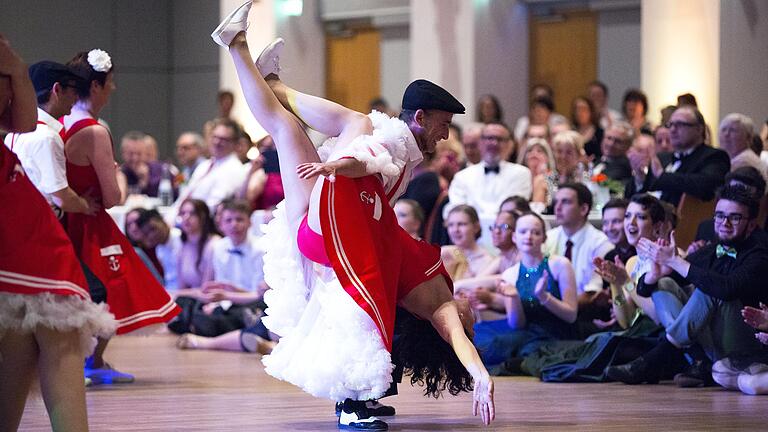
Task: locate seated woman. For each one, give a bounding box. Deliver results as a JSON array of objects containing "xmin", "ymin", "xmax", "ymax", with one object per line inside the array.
[
  {"xmin": 594, "ymin": 194, "xmax": 688, "ymax": 330},
  {"xmin": 441, "ymin": 205, "xmax": 498, "ymax": 281},
  {"xmin": 393, "ymin": 198, "xmax": 424, "ymax": 239},
  {"xmin": 175, "ymin": 199, "xmax": 220, "ymax": 295},
  {"xmin": 475, "ymin": 211, "xmax": 578, "ymax": 368},
  {"xmin": 552, "ymin": 130, "xmax": 586, "ymax": 185},
  {"xmin": 713, "ymin": 304, "xmax": 768, "ymax": 394},
  {"xmin": 520, "ymin": 138, "xmax": 556, "ymax": 213},
  {"xmin": 454, "ymin": 210, "xmax": 520, "ymax": 322}
]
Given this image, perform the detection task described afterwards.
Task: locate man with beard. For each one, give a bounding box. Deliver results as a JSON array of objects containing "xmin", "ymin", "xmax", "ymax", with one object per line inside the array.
[{"xmin": 607, "ymin": 185, "xmax": 768, "ymax": 387}]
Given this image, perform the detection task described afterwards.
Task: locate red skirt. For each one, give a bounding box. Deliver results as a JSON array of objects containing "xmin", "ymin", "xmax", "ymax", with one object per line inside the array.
[{"xmin": 0, "ymin": 145, "xmax": 89, "ymax": 298}]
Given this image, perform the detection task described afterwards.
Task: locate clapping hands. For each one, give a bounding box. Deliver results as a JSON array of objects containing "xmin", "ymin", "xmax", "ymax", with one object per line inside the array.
[{"xmin": 742, "ymin": 303, "xmax": 768, "ymax": 345}]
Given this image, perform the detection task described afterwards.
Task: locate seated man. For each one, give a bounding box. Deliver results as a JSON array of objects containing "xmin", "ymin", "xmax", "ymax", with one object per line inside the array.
[
  {"xmin": 625, "ymin": 105, "xmax": 730, "ymax": 206},
  {"xmin": 602, "ymin": 198, "xmax": 635, "ymax": 264},
  {"xmin": 120, "ymin": 130, "xmax": 178, "ymax": 198},
  {"xmin": 171, "ymin": 199, "xmax": 266, "ymax": 337},
  {"xmin": 607, "ymin": 185, "xmax": 768, "ymax": 387},
  {"xmin": 592, "ymin": 122, "xmax": 633, "ymax": 185},
  {"xmin": 136, "ymin": 209, "xmax": 183, "ymax": 290},
  {"xmin": 544, "ymin": 183, "xmax": 614, "ymax": 321},
  {"xmin": 447, "ymin": 122, "xmax": 532, "ymax": 247}
]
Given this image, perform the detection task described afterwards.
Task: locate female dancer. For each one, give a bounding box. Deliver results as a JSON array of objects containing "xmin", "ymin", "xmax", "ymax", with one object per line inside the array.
[
  {"xmin": 0, "ymin": 36, "xmax": 115, "ymax": 431},
  {"xmin": 62, "ymin": 50, "xmax": 180, "ymax": 381},
  {"xmin": 212, "ymin": 2, "xmax": 494, "ymax": 429}
]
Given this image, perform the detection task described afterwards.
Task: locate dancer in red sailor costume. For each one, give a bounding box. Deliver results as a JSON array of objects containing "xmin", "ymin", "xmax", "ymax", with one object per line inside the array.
[
  {"xmin": 61, "ymin": 50, "xmax": 180, "ymax": 383},
  {"xmin": 213, "ymin": 3, "xmax": 494, "ymax": 430},
  {"xmin": 0, "ymin": 36, "xmax": 115, "ymax": 432}
]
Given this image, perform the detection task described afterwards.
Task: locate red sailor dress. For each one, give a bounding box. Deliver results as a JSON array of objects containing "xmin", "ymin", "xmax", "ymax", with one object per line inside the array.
[
  {"xmin": 0, "ymin": 143, "xmax": 90, "ymax": 298},
  {"xmin": 63, "ymin": 118, "xmax": 180, "ymax": 334}
]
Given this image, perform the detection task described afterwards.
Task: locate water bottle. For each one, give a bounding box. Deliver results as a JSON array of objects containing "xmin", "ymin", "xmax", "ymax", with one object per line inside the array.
[{"xmin": 158, "ymin": 165, "xmax": 173, "ymax": 206}]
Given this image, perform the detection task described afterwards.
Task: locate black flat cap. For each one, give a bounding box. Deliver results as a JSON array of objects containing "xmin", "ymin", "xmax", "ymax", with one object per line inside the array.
[
  {"xmin": 28, "ymin": 61, "xmax": 86, "ymax": 97},
  {"xmin": 402, "ymin": 79, "xmax": 465, "ymax": 114}
]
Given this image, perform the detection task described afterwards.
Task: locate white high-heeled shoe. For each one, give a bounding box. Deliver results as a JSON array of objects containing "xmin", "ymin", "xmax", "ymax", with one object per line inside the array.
[
  {"xmin": 255, "ymin": 38, "xmax": 285, "ymax": 77},
  {"xmin": 211, "ymin": 0, "xmax": 253, "ymax": 47}
]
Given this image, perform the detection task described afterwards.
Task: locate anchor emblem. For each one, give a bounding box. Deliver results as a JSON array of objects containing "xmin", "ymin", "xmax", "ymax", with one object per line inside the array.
[
  {"xmin": 108, "ymin": 256, "xmax": 120, "ymax": 272},
  {"xmin": 359, "ymin": 191, "xmax": 375, "ymax": 204}
]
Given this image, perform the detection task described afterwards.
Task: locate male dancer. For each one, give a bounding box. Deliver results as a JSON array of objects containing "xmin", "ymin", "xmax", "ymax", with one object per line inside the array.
[{"xmin": 212, "ymin": 2, "xmax": 494, "ymax": 430}]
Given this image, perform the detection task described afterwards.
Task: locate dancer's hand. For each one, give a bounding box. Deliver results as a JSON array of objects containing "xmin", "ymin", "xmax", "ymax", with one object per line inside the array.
[
  {"xmin": 743, "ymin": 303, "xmax": 768, "ymax": 331},
  {"xmin": 296, "ymin": 162, "xmax": 336, "ymax": 182},
  {"xmin": 472, "ymin": 374, "xmax": 495, "ymax": 425}
]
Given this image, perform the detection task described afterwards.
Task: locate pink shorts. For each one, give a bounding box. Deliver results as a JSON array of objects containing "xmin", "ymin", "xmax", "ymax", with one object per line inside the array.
[{"xmin": 297, "ymin": 214, "xmax": 332, "ymax": 267}]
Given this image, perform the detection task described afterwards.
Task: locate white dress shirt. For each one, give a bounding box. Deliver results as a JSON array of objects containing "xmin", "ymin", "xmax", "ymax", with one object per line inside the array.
[
  {"xmin": 156, "ymin": 228, "xmax": 183, "ymax": 291},
  {"xmin": 544, "ymin": 223, "xmax": 613, "ymax": 294},
  {"xmin": 185, "ymin": 152, "xmax": 247, "ymax": 210},
  {"xmin": 211, "ymin": 235, "xmax": 264, "ymax": 292},
  {"xmin": 447, "ymin": 160, "xmax": 532, "ymax": 249},
  {"xmin": 4, "ymin": 108, "xmax": 68, "ymax": 207}
]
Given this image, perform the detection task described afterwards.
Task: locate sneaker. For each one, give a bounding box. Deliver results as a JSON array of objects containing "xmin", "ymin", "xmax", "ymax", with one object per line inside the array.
[
  {"xmin": 674, "ymin": 360, "xmax": 714, "ymax": 388},
  {"xmin": 338, "ymin": 399, "xmax": 388, "ymax": 431},
  {"xmin": 211, "ymin": 0, "xmax": 253, "ymax": 47},
  {"xmin": 255, "ymin": 38, "xmax": 284, "ymax": 78},
  {"xmin": 85, "ymin": 377, "xmax": 93, "ymax": 387},
  {"xmin": 335, "ymin": 400, "xmax": 395, "ymax": 417},
  {"xmin": 85, "ymin": 362, "xmax": 135, "ymax": 385}
]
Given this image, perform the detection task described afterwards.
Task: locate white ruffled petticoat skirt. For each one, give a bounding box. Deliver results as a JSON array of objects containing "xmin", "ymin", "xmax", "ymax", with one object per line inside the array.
[
  {"xmin": 260, "ymin": 203, "xmax": 393, "ymax": 402},
  {"xmin": 0, "ymin": 292, "xmax": 117, "ymax": 360}
]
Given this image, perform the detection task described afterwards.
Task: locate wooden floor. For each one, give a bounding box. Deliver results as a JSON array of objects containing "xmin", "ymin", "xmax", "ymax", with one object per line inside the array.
[{"xmin": 18, "ymin": 334, "xmax": 768, "ymax": 431}]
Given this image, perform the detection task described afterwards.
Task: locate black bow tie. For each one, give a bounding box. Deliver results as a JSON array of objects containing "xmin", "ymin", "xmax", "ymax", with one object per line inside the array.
[
  {"xmin": 484, "ymin": 165, "xmax": 500, "ymax": 174},
  {"xmin": 673, "ymin": 152, "xmax": 686, "ymax": 163},
  {"xmin": 227, "ymin": 248, "xmax": 244, "ymax": 256}
]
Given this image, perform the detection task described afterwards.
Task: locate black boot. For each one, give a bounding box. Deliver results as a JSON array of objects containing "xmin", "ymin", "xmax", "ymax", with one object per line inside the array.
[
  {"xmin": 336, "ymin": 400, "xmax": 395, "ymax": 417},
  {"xmin": 338, "ymin": 399, "xmax": 388, "ymax": 431}
]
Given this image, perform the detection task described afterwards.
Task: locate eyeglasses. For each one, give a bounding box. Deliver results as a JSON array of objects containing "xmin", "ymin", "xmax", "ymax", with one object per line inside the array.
[
  {"xmin": 481, "ymin": 135, "xmax": 509, "ymax": 142},
  {"xmin": 714, "ymin": 212, "xmax": 744, "ymax": 225},
  {"xmin": 665, "ymin": 121, "xmax": 698, "ymax": 129},
  {"xmin": 489, "ymin": 223, "xmax": 512, "ymax": 232},
  {"xmin": 212, "ymin": 135, "xmax": 235, "ymax": 142}
]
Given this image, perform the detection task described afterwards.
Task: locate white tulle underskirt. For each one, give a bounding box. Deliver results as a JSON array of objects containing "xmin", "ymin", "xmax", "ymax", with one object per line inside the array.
[
  {"xmin": 0, "ymin": 292, "xmax": 117, "ymax": 359},
  {"xmin": 260, "ymin": 203, "xmax": 393, "ymax": 402}
]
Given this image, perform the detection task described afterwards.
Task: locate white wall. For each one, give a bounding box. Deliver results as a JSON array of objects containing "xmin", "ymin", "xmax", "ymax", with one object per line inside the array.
[
  {"xmin": 380, "ymin": 25, "xmax": 411, "ymax": 111},
  {"xmin": 597, "ymin": 8, "xmax": 642, "ymax": 115},
  {"xmin": 641, "ymin": 0, "xmax": 720, "ymax": 137},
  {"xmin": 719, "ymin": 0, "xmax": 768, "ymax": 131}
]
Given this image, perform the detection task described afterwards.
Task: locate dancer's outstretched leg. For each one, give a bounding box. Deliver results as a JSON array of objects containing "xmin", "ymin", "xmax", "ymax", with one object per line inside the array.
[
  {"xmin": 255, "ymin": 40, "xmax": 373, "ymax": 145},
  {"xmin": 227, "ymin": 32, "xmax": 319, "ymax": 230}
]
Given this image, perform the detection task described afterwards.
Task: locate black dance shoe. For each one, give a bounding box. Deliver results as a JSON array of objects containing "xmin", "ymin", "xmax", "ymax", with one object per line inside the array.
[
  {"xmin": 336, "ymin": 400, "xmax": 395, "ymax": 417},
  {"xmin": 338, "ymin": 399, "xmax": 389, "ymax": 431},
  {"xmin": 606, "ymin": 357, "xmax": 660, "ymax": 384},
  {"xmin": 674, "ymin": 359, "xmax": 715, "ymax": 388}
]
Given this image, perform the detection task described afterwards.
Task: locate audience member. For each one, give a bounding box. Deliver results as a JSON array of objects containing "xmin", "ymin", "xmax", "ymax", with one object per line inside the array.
[
  {"xmin": 476, "ymin": 211, "xmax": 578, "ymax": 367},
  {"xmin": 545, "ymin": 183, "xmax": 613, "ymax": 296},
  {"xmin": 144, "ymin": 133, "xmax": 159, "ymax": 162},
  {"xmin": 719, "ymin": 113, "xmax": 768, "ymax": 182},
  {"xmin": 593, "ymin": 121, "xmax": 633, "ymax": 185},
  {"xmin": 170, "ymin": 199, "xmax": 266, "ymax": 337},
  {"xmin": 607, "ymin": 185, "xmax": 768, "ymax": 387},
  {"xmin": 448, "ymin": 123, "xmax": 532, "ymax": 245},
  {"xmin": 515, "ymin": 123, "xmax": 551, "ymax": 165},
  {"xmin": 120, "ymin": 130, "xmax": 177, "ymax": 198},
  {"xmin": 588, "ymin": 80, "xmax": 624, "ymax": 130},
  {"xmin": 175, "ymin": 131, "xmax": 208, "ymax": 187},
  {"xmin": 170, "ymin": 117, "xmax": 248, "ymax": 220},
  {"xmin": 442, "ymin": 205, "xmax": 498, "ymax": 281},
  {"xmin": 176, "ymin": 199, "xmax": 220, "ymax": 291},
  {"xmin": 552, "ymin": 130, "xmax": 585, "ymax": 184},
  {"xmin": 476, "ymin": 94, "xmax": 503, "ymax": 124},
  {"xmin": 513, "ymin": 95, "xmax": 568, "ymax": 144},
  {"xmin": 434, "ymin": 130, "xmax": 465, "ymax": 183},
  {"xmin": 462, "ymin": 122, "xmax": 483, "ymax": 166},
  {"xmin": 218, "ymin": 90, "xmax": 234, "ymax": 119},
  {"xmin": 124, "ymin": 207, "xmax": 164, "ymax": 284},
  {"xmin": 368, "ymin": 96, "xmax": 396, "ymax": 117},
  {"xmin": 625, "ymin": 106, "xmax": 730, "ymax": 206},
  {"xmin": 654, "ymin": 124, "xmax": 672, "ymax": 153},
  {"xmin": 136, "ymin": 209, "xmax": 183, "ymax": 290},
  {"xmin": 520, "ymin": 138, "xmax": 555, "ymax": 212},
  {"xmin": 394, "ymin": 199, "xmax": 424, "ymax": 239},
  {"xmin": 499, "ymin": 195, "xmax": 532, "ymax": 214},
  {"xmin": 712, "ymin": 304, "xmax": 768, "ymax": 394},
  {"xmin": 235, "ymin": 129, "xmax": 253, "ymax": 164},
  {"xmin": 571, "ymin": 95, "xmax": 604, "ymax": 159},
  {"xmin": 622, "ymin": 89, "xmax": 652, "ymax": 135},
  {"xmin": 601, "ymin": 198, "xmax": 635, "ymax": 265}
]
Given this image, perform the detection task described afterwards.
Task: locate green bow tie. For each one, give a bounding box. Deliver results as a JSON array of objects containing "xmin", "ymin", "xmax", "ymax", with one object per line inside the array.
[{"xmin": 716, "ymin": 244, "xmax": 737, "ymax": 259}]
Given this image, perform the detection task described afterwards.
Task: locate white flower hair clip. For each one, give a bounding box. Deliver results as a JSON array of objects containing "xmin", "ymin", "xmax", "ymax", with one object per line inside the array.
[{"xmin": 87, "ymin": 49, "xmax": 112, "ymax": 73}]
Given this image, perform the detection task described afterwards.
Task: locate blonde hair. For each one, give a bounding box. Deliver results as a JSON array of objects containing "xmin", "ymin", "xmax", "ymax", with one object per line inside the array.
[{"xmin": 552, "ymin": 130, "xmax": 585, "ymax": 154}]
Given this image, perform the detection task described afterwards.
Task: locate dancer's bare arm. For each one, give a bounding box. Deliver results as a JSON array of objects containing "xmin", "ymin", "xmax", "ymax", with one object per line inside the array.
[
  {"xmin": 0, "ymin": 35, "xmax": 36, "ymax": 132},
  {"xmin": 431, "ymin": 301, "xmax": 495, "ymax": 426},
  {"xmin": 296, "ymin": 157, "xmax": 369, "ymax": 181}
]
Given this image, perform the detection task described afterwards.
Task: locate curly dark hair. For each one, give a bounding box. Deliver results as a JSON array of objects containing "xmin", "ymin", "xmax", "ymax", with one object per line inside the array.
[{"xmin": 394, "ymin": 310, "xmax": 473, "ymax": 398}]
